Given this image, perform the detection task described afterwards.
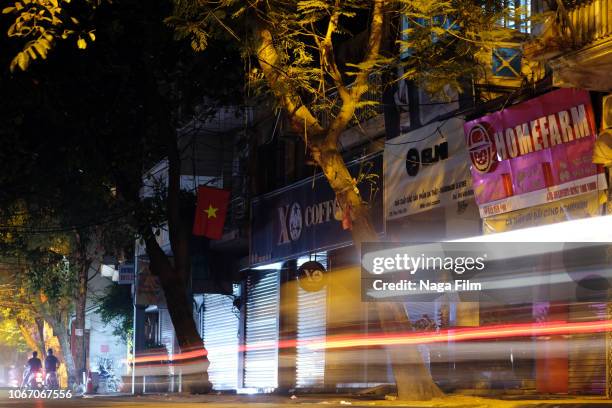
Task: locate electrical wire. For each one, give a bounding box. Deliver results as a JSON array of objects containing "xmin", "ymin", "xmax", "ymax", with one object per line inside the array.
[{"xmin": 383, "ymin": 118, "xmax": 451, "ymax": 146}]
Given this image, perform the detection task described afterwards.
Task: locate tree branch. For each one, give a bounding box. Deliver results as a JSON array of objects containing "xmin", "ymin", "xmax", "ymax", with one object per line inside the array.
[
  {"xmin": 142, "ymin": 64, "xmax": 190, "ymax": 280},
  {"xmin": 325, "ymin": 0, "xmax": 387, "ymax": 149},
  {"xmin": 255, "ymin": 26, "xmax": 325, "ymax": 142},
  {"xmin": 113, "ymin": 155, "xmax": 174, "ymax": 277},
  {"xmin": 319, "ymin": 1, "xmax": 350, "ymax": 104}
]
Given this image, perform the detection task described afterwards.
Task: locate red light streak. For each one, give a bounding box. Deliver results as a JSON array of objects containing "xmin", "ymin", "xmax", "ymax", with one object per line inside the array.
[
  {"xmin": 132, "ymin": 348, "xmax": 208, "ymax": 364},
  {"xmin": 306, "ymin": 319, "xmax": 612, "ymax": 350},
  {"xmin": 129, "ymin": 319, "xmax": 612, "ymax": 364}
]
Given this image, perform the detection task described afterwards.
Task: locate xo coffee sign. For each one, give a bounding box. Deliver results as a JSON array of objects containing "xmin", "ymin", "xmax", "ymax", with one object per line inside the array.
[
  {"xmin": 297, "ymin": 261, "xmax": 327, "ymax": 292},
  {"xmin": 250, "ymin": 154, "xmax": 383, "ymax": 267}
]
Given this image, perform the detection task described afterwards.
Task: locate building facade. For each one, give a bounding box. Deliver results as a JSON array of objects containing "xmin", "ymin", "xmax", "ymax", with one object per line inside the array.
[{"xmin": 127, "ymin": 0, "xmax": 612, "ymax": 397}]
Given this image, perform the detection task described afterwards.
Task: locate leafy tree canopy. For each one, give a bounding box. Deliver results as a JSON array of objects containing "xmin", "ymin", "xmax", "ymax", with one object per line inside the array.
[{"xmin": 96, "ymin": 283, "xmax": 133, "ymax": 343}]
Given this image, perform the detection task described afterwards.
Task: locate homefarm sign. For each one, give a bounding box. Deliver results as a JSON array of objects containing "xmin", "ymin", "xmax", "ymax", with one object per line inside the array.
[{"xmin": 464, "ymin": 88, "xmax": 603, "ymax": 217}]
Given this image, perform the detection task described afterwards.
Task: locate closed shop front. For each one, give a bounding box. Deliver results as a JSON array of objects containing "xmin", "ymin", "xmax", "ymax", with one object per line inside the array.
[
  {"xmin": 569, "ymin": 302, "xmax": 606, "ymax": 394},
  {"xmin": 159, "ymin": 308, "xmax": 176, "ymax": 358},
  {"xmin": 249, "ymin": 154, "xmax": 385, "ymax": 392},
  {"xmin": 203, "ymin": 292, "xmax": 240, "ymax": 390},
  {"xmin": 244, "ymin": 270, "xmax": 280, "ymax": 390},
  {"xmin": 295, "ymin": 257, "xmax": 327, "ymax": 389},
  {"xmin": 384, "ymin": 116, "xmax": 482, "ymax": 391},
  {"xmin": 154, "ymin": 308, "xmax": 175, "ymax": 392},
  {"xmin": 462, "ymin": 88, "xmax": 608, "ymax": 396},
  {"xmin": 325, "ymin": 248, "xmax": 392, "ymax": 389}
]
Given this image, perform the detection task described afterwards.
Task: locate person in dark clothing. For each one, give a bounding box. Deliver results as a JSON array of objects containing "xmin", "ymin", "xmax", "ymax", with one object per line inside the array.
[
  {"xmin": 44, "ymin": 349, "xmax": 60, "ymax": 389},
  {"xmin": 44, "ymin": 349, "xmax": 59, "ymax": 372},
  {"xmin": 22, "ymin": 351, "xmax": 42, "ymax": 389},
  {"xmin": 26, "ymin": 351, "xmax": 42, "ymax": 372}
]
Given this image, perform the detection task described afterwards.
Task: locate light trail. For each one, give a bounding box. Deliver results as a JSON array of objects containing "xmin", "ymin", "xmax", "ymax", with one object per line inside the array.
[
  {"xmin": 129, "ymin": 319, "xmax": 612, "ymax": 365},
  {"xmin": 304, "ymin": 319, "xmax": 612, "ymax": 350},
  {"xmin": 131, "ymin": 348, "xmax": 208, "ymax": 364}
]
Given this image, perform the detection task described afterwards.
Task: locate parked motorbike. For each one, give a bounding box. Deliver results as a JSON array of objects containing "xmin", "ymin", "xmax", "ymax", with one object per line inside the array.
[{"xmin": 98, "ymin": 358, "xmax": 122, "ymax": 393}]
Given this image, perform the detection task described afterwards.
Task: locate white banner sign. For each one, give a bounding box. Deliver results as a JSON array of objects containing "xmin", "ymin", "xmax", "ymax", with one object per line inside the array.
[
  {"xmin": 385, "ymin": 118, "xmax": 474, "ymax": 220},
  {"xmin": 478, "ymin": 173, "xmax": 607, "ymax": 217}
]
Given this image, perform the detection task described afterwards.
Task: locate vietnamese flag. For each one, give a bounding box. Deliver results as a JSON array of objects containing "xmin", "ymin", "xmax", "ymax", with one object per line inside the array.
[{"xmin": 193, "ymin": 186, "xmax": 231, "ymax": 239}]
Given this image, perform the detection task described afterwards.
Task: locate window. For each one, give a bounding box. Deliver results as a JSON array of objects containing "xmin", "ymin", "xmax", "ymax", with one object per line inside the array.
[
  {"xmin": 399, "ymin": 15, "xmax": 454, "ymax": 61},
  {"xmin": 499, "ymin": 0, "xmax": 531, "ymax": 33},
  {"xmin": 492, "ymin": 47, "xmax": 523, "ymax": 78}
]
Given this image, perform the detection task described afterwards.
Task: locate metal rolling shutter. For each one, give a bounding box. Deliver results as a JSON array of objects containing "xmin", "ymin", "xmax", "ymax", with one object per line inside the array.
[
  {"xmin": 569, "ymin": 303, "xmax": 606, "ymax": 395},
  {"xmin": 244, "ymin": 270, "xmax": 280, "ymax": 389},
  {"xmin": 203, "ymin": 293, "xmax": 239, "ymax": 390},
  {"xmin": 296, "ymin": 256, "xmax": 327, "ymax": 389},
  {"xmin": 159, "ymin": 308, "xmax": 175, "ymax": 357},
  {"xmin": 200, "ymin": 305, "xmax": 205, "ymax": 337},
  {"xmin": 296, "ymin": 285, "xmax": 327, "ymax": 389},
  {"xmin": 194, "ymin": 301, "xmax": 203, "ymax": 337},
  {"xmin": 157, "ymin": 308, "xmax": 175, "ymax": 392}
]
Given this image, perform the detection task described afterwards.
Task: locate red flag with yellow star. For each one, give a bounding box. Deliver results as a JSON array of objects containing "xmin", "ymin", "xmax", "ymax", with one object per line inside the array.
[{"xmin": 193, "ymin": 186, "xmax": 231, "ymax": 239}]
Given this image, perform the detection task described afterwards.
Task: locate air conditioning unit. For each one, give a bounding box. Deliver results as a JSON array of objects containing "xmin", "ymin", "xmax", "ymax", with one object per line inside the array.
[{"xmin": 100, "ymin": 264, "xmax": 116, "ymax": 278}]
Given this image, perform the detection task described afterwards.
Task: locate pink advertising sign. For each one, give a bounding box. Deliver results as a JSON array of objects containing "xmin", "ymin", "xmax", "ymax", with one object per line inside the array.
[
  {"xmin": 510, "ymin": 150, "xmax": 552, "ymax": 195},
  {"xmin": 464, "ymin": 88, "xmax": 601, "ymax": 216}
]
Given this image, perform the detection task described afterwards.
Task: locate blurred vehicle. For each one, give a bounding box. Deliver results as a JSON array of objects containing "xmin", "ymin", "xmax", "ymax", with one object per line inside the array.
[
  {"xmin": 21, "ymin": 351, "xmax": 44, "ymax": 390},
  {"xmin": 20, "ymin": 367, "xmax": 44, "ymax": 390}
]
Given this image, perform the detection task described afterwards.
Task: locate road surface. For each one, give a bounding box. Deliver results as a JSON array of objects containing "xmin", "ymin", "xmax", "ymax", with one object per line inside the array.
[{"xmin": 0, "ymin": 392, "xmax": 611, "ymax": 408}]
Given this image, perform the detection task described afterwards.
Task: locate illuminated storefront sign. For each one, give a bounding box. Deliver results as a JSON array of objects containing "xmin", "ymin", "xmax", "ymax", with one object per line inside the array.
[
  {"xmin": 250, "ymin": 154, "xmax": 383, "ymax": 267},
  {"xmin": 385, "ymin": 117, "xmax": 474, "ymax": 219},
  {"xmin": 464, "ymin": 88, "xmax": 605, "ymax": 217}
]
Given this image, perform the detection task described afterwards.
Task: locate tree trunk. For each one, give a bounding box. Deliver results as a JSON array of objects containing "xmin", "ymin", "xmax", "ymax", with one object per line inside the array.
[
  {"xmin": 249, "ymin": 0, "xmax": 442, "ymax": 399},
  {"xmin": 315, "ymin": 146, "xmax": 444, "ymax": 401},
  {"xmin": 46, "ymin": 314, "xmax": 77, "ymax": 387},
  {"xmin": 115, "ymin": 137, "xmax": 212, "ymax": 393},
  {"xmin": 144, "ymin": 243, "xmax": 211, "ymax": 393},
  {"xmin": 73, "ymin": 259, "xmax": 90, "ymax": 383},
  {"xmin": 136, "ymin": 64, "xmax": 211, "ymax": 393},
  {"xmin": 35, "ymin": 318, "xmax": 46, "ymax": 358}
]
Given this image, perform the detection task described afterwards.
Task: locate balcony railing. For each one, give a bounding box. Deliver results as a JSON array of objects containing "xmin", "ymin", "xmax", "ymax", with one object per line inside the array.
[
  {"xmin": 525, "ymin": 0, "xmax": 611, "ymax": 60},
  {"xmin": 567, "ymin": 0, "xmax": 611, "ymax": 48}
]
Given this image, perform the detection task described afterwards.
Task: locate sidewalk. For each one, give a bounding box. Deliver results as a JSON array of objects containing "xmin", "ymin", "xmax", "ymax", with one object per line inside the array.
[{"xmin": 81, "ymin": 392, "xmax": 612, "ymax": 407}]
